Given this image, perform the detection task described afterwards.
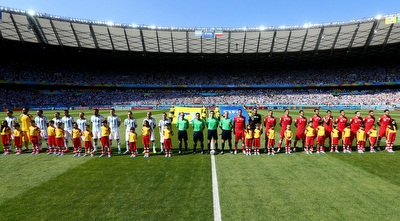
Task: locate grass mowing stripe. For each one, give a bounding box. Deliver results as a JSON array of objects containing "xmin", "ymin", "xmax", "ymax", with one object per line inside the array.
[
  {"xmin": 0, "ymin": 154, "xmax": 88, "ymax": 205},
  {"xmin": 0, "ymin": 154, "xmax": 213, "ymax": 220},
  {"xmin": 211, "ymin": 154, "xmax": 222, "ymax": 221},
  {"xmin": 216, "ymin": 153, "xmax": 400, "ymax": 220}
]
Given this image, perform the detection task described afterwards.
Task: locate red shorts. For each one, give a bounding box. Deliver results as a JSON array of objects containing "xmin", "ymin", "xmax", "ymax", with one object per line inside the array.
[
  {"xmin": 30, "ymin": 136, "xmax": 39, "ymax": 146},
  {"xmin": 164, "ymin": 138, "xmax": 172, "ymax": 149},
  {"xmin": 343, "ymin": 137, "xmax": 351, "ymax": 145},
  {"xmin": 235, "ymin": 130, "xmax": 245, "ymax": 142},
  {"xmin": 48, "ymin": 135, "xmax": 56, "ymax": 147},
  {"xmin": 388, "ymin": 132, "xmax": 396, "ymax": 143},
  {"xmin": 253, "ymin": 138, "xmax": 260, "ymax": 147},
  {"xmin": 295, "ymin": 131, "xmax": 305, "ymax": 141},
  {"xmin": 245, "ymin": 138, "xmax": 253, "ymax": 147},
  {"xmin": 280, "ymin": 129, "xmax": 285, "ymax": 139},
  {"xmin": 2, "ymin": 135, "xmax": 10, "ymax": 146},
  {"xmin": 142, "ymin": 135, "xmax": 150, "ymax": 146},
  {"xmin": 285, "ymin": 139, "xmax": 291, "ymax": 146},
  {"xmin": 129, "ymin": 142, "xmax": 137, "ymax": 151},
  {"xmin": 268, "ymin": 138, "xmax": 275, "ymax": 147},
  {"xmin": 332, "ymin": 137, "xmax": 339, "ymax": 146},
  {"xmin": 73, "ymin": 138, "xmax": 81, "ymax": 148},
  {"xmin": 100, "ymin": 136, "xmax": 110, "ymax": 147},
  {"xmin": 357, "ymin": 141, "xmax": 365, "ymax": 148},
  {"xmin": 369, "ymin": 137, "xmax": 377, "ymax": 146},
  {"xmin": 306, "ymin": 136, "xmax": 314, "ymax": 146},
  {"xmin": 379, "ymin": 128, "xmax": 387, "ymax": 138},
  {"xmin": 317, "ymin": 136, "xmax": 324, "ymax": 145},
  {"xmin": 85, "ymin": 141, "xmax": 93, "ymax": 149},
  {"xmin": 14, "ymin": 137, "xmax": 22, "ymax": 148},
  {"xmin": 56, "ymin": 137, "xmax": 64, "ymax": 147},
  {"xmin": 324, "ymin": 130, "xmax": 332, "ymax": 139}
]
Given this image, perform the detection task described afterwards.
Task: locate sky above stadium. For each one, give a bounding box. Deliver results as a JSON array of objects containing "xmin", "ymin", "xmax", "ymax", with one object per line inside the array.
[{"xmin": 2, "ymin": 0, "xmax": 400, "ymax": 28}]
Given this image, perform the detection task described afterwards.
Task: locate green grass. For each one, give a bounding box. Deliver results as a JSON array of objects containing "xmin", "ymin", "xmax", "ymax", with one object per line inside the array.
[{"xmin": 0, "ymin": 109, "xmax": 399, "ymax": 220}]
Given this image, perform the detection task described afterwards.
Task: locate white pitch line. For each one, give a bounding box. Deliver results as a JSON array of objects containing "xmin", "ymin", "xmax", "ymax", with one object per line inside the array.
[{"xmin": 211, "ymin": 154, "xmax": 222, "ymax": 221}]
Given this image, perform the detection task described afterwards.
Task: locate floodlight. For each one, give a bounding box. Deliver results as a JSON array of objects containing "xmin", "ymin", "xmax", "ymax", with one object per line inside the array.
[
  {"xmin": 27, "ymin": 10, "xmax": 36, "ymax": 16},
  {"xmin": 259, "ymin": 26, "xmax": 265, "ymax": 31},
  {"xmin": 376, "ymin": 14, "xmax": 382, "ymax": 20}
]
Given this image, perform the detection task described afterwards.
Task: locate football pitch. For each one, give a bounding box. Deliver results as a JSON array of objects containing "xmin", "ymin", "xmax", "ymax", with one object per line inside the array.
[{"xmin": 0, "ymin": 109, "xmax": 399, "ymax": 220}]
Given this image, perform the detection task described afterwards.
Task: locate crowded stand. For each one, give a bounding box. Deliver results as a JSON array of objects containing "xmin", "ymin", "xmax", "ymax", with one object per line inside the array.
[
  {"xmin": 0, "ymin": 88, "xmax": 399, "ymax": 108},
  {"xmin": 1, "ymin": 63, "xmax": 400, "ymax": 86}
]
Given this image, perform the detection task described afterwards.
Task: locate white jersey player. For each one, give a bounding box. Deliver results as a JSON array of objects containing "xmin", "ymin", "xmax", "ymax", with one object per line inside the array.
[
  {"xmin": 158, "ymin": 112, "xmax": 170, "ymax": 154},
  {"xmin": 107, "ymin": 108, "xmax": 121, "ymax": 153},
  {"xmin": 5, "ymin": 110, "xmax": 18, "ymax": 151},
  {"xmin": 90, "ymin": 108, "xmax": 104, "ymax": 151},
  {"xmin": 143, "ymin": 111, "xmax": 157, "ymax": 154},
  {"xmin": 52, "ymin": 112, "xmax": 62, "ymax": 128},
  {"xmin": 34, "ymin": 110, "xmax": 49, "ymax": 150},
  {"xmin": 76, "ymin": 112, "xmax": 89, "ymax": 140},
  {"xmin": 61, "ymin": 109, "xmax": 75, "ymax": 151},
  {"xmin": 124, "ymin": 111, "xmax": 137, "ymax": 154}
]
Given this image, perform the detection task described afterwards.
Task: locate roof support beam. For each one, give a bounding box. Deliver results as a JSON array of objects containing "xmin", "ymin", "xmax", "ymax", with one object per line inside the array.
[
  {"xmin": 329, "ymin": 25, "xmax": 342, "ymax": 59},
  {"xmin": 26, "ymin": 15, "xmax": 48, "ymax": 47},
  {"xmin": 362, "ymin": 20, "xmax": 379, "ymax": 58},
  {"xmin": 256, "ymin": 31, "xmax": 261, "ymax": 57},
  {"xmin": 170, "ymin": 31, "xmax": 175, "ymax": 53},
  {"xmin": 9, "ymin": 13, "xmax": 24, "ymax": 45},
  {"xmin": 313, "ymin": 27, "xmax": 324, "ymax": 58},
  {"xmin": 155, "ymin": 30, "xmax": 160, "ymax": 53},
  {"xmin": 380, "ymin": 23, "xmax": 393, "ymax": 57},
  {"xmin": 123, "ymin": 28, "xmax": 131, "ymax": 56},
  {"xmin": 89, "ymin": 24, "xmax": 100, "ymax": 53},
  {"xmin": 49, "ymin": 19, "xmax": 64, "ymax": 50},
  {"xmin": 228, "ymin": 31, "xmax": 231, "ymax": 54},
  {"xmin": 139, "ymin": 29, "xmax": 146, "ymax": 53},
  {"xmin": 347, "ymin": 23, "xmax": 360, "ymax": 53},
  {"xmin": 69, "ymin": 22, "xmax": 82, "ymax": 51},
  {"xmin": 107, "ymin": 26, "xmax": 116, "ymax": 55},
  {"xmin": 242, "ymin": 31, "xmax": 247, "ymax": 54},
  {"xmin": 186, "ymin": 31, "xmax": 189, "ymax": 53},
  {"xmin": 269, "ymin": 30, "xmax": 277, "ymax": 59},
  {"xmin": 283, "ymin": 30, "xmax": 292, "ymax": 62},
  {"xmin": 298, "ymin": 29, "xmax": 308, "ymax": 61}
]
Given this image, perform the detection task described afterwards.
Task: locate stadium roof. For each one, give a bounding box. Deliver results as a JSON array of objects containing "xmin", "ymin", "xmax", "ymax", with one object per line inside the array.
[{"xmin": 1, "ymin": 7, "xmax": 400, "ymax": 68}]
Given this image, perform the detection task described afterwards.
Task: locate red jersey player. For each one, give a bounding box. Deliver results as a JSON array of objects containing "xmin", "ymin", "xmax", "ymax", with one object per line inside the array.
[
  {"xmin": 349, "ymin": 111, "xmax": 363, "ymax": 147},
  {"xmin": 335, "ymin": 110, "xmax": 348, "ymax": 139},
  {"xmin": 363, "ymin": 110, "xmax": 375, "ymax": 140},
  {"xmin": 377, "ymin": 109, "xmax": 392, "ymax": 150},
  {"xmin": 310, "ymin": 109, "xmax": 322, "ymax": 129},
  {"xmin": 294, "ymin": 110, "xmax": 307, "ymax": 152},
  {"xmin": 323, "ymin": 110, "xmax": 334, "ymax": 145},
  {"xmin": 233, "ymin": 109, "xmax": 246, "ymax": 154},
  {"xmin": 278, "ymin": 109, "xmax": 292, "ymax": 152},
  {"xmin": 263, "ymin": 110, "xmax": 276, "ymax": 152}
]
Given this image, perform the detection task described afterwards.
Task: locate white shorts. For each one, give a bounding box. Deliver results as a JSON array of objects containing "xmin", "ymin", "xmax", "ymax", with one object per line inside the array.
[
  {"xmin": 92, "ymin": 131, "xmax": 101, "ymax": 139},
  {"xmin": 160, "ymin": 132, "xmax": 164, "ymax": 143},
  {"xmin": 109, "ymin": 131, "xmax": 120, "ymax": 140},
  {"xmin": 125, "ymin": 131, "xmax": 130, "ymax": 141},
  {"xmin": 150, "ymin": 131, "xmax": 155, "ymax": 141},
  {"xmin": 40, "ymin": 130, "xmax": 48, "ymax": 139},
  {"xmin": 64, "ymin": 130, "xmax": 72, "ymax": 140}
]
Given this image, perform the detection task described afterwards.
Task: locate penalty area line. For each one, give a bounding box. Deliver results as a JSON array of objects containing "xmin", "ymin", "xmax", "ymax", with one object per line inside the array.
[{"xmin": 211, "ymin": 154, "xmax": 222, "ymax": 221}]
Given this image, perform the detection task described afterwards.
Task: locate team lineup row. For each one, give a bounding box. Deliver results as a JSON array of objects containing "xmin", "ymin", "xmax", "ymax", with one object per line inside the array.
[{"xmin": 0, "ymin": 107, "xmax": 397, "ymax": 158}]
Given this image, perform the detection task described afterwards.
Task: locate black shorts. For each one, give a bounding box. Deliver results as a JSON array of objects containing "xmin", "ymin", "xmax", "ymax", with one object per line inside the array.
[
  {"xmin": 221, "ymin": 130, "xmax": 232, "ymax": 140},
  {"xmin": 193, "ymin": 131, "xmax": 204, "ymax": 142},
  {"xmin": 208, "ymin": 130, "xmax": 218, "ymax": 141},
  {"xmin": 178, "ymin": 130, "xmax": 188, "ymax": 141}
]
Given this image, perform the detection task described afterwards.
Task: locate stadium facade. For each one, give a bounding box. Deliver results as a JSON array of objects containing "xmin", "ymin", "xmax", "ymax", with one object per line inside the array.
[{"xmin": 1, "ymin": 7, "xmax": 400, "ymax": 68}]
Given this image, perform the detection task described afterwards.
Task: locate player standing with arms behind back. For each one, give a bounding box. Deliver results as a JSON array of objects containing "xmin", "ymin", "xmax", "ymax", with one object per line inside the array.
[
  {"xmin": 107, "ymin": 108, "xmax": 121, "ymax": 154},
  {"xmin": 278, "ymin": 109, "xmax": 292, "ymax": 153},
  {"xmin": 263, "ymin": 110, "xmax": 276, "ymax": 153},
  {"xmin": 233, "ymin": 109, "xmax": 246, "ymax": 154},
  {"xmin": 294, "ymin": 110, "xmax": 307, "ymax": 152},
  {"xmin": 377, "ymin": 109, "xmax": 392, "ymax": 151},
  {"xmin": 91, "ymin": 108, "xmax": 104, "ymax": 153},
  {"xmin": 124, "ymin": 111, "xmax": 138, "ymax": 154}
]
